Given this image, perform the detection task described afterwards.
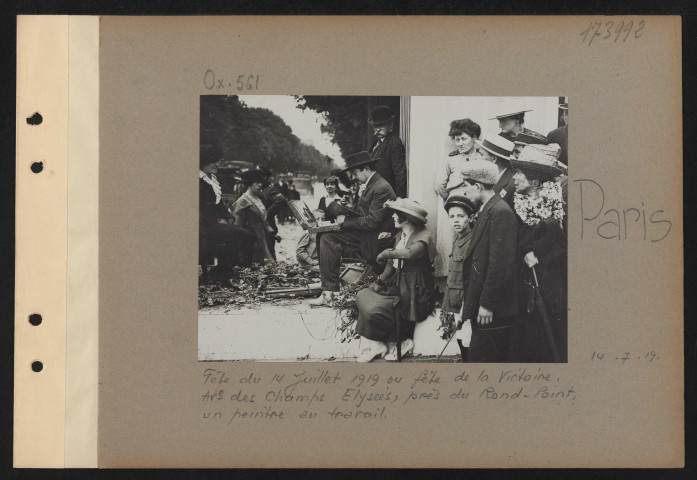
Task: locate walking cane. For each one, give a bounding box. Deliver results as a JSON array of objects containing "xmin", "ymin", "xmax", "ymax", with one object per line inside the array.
[
  {"xmin": 531, "ymin": 266, "xmax": 561, "ymax": 363},
  {"xmin": 395, "ymin": 258, "xmax": 402, "ymax": 362}
]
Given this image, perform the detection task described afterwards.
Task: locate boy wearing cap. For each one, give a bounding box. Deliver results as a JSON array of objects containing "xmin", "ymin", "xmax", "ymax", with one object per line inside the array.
[
  {"xmin": 442, "ymin": 195, "xmax": 477, "ymax": 362},
  {"xmin": 368, "ymin": 105, "xmax": 407, "ymax": 198},
  {"xmin": 460, "ymin": 160, "xmax": 519, "ymax": 362},
  {"xmin": 476, "ymin": 132, "xmax": 517, "ymax": 207}
]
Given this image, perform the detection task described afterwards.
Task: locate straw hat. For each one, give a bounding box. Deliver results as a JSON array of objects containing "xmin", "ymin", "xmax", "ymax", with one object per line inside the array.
[
  {"xmin": 490, "ymin": 99, "xmax": 532, "ymax": 120},
  {"xmin": 384, "ymin": 198, "xmax": 428, "ymax": 225},
  {"xmin": 460, "ymin": 159, "xmax": 500, "ymax": 186},
  {"xmin": 476, "ymin": 132, "xmax": 515, "ymax": 161},
  {"xmin": 559, "ymin": 97, "xmax": 568, "ymax": 110},
  {"xmin": 510, "ymin": 144, "xmax": 565, "ymax": 177},
  {"xmin": 444, "ymin": 195, "xmax": 476, "ymax": 216}
]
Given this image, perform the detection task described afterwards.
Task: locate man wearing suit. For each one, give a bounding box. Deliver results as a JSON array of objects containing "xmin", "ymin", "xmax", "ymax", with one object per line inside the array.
[
  {"xmin": 368, "ymin": 105, "xmax": 408, "ymax": 198},
  {"xmin": 459, "ymin": 159, "xmax": 518, "ymax": 362},
  {"xmin": 310, "ymin": 151, "xmax": 397, "ymax": 305},
  {"xmin": 476, "ymin": 132, "xmax": 517, "ymax": 207},
  {"xmin": 492, "ymin": 99, "xmax": 549, "ymax": 146},
  {"xmin": 199, "ymin": 144, "xmax": 255, "ymax": 275},
  {"xmin": 547, "ymin": 98, "xmax": 568, "ymax": 166}
]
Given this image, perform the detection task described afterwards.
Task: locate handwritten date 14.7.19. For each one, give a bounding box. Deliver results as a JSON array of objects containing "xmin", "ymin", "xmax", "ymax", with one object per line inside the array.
[
  {"xmin": 580, "ymin": 20, "xmax": 645, "ymax": 46},
  {"xmin": 591, "ymin": 350, "xmax": 659, "ymax": 365}
]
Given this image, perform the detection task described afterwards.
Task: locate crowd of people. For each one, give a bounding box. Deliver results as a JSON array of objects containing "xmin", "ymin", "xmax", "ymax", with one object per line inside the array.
[{"xmin": 200, "ymin": 100, "xmax": 569, "ymax": 363}]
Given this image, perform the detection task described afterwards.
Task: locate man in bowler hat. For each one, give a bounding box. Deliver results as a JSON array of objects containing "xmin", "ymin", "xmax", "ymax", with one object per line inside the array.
[
  {"xmin": 459, "ymin": 159, "xmax": 519, "ymax": 362},
  {"xmin": 368, "ymin": 105, "xmax": 408, "ymax": 198},
  {"xmin": 310, "ymin": 151, "xmax": 397, "ymax": 305}
]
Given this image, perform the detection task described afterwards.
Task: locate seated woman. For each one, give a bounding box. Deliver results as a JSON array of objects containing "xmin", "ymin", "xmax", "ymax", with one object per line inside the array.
[
  {"xmin": 354, "ymin": 198, "xmax": 436, "ymax": 362},
  {"xmin": 232, "ymin": 169, "xmax": 279, "ymax": 264},
  {"xmin": 508, "ymin": 143, "xmax": 567, "ymax": 362}
]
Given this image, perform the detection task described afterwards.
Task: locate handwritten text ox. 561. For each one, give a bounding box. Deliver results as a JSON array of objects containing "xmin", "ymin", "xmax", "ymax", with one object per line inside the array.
[{"xmin": 203, "ymin": 70, "xmax": 260, "ymax": 91}]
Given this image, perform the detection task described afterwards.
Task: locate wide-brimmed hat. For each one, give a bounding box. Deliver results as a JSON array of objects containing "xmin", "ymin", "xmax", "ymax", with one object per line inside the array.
[
  {"xmin": 340, "ymin": 151, "xmax": 378, "ymax": 174},
  {"xmin": 460, "ymin": 159, "xmax": 500, "ymax": 186},
  {"xmin": 384, "ymin": 198, "xmax": 428, "ymax": 225},
  {"xmin": 476, "ymin": 132, "xmax": 515, "ymax": 161},
  {"xmin": 490, "ymin": 99, "xmax": 532, "ymax": 120},
  {"xmin": 240, "ymin": 169, "xmax": 266, "ymax": 184},
  {"xmin": 368, "ymin": 105, "xmax": 395, "ymax": 125},
  {"xmin": 444, "ymin": 195, "xmax": 476, "ymax": 216},
  {"xmin": 559, "ymin": 97, "xmax": 568, "ymax": 110},
  {"xmin": 510, "ymin": 143, "xmax": 565, "ymax": 177}
]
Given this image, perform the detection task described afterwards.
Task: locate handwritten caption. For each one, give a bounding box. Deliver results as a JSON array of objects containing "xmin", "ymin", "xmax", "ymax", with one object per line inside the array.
[
  {"xmin": 203, "ymin": 69, "xmax": 260, "ymax": 91},
  {"xmin": 580, "ymin": 20, "xmax": 645, "ymax": 46},
  {"xmin": 200, "ymin": 367, "xmax": 579, "ymax": 424}
]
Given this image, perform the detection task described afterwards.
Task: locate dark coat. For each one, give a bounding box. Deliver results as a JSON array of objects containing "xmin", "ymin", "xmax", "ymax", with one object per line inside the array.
[
  {"xmin": 547, "ymin": 125, "xmax": 568, "ymax": 166},
  {"xmin": 461, "ymin": 194, "xmax": 518, "ymax": 327},
  {"xmin": 369, "ymin": 132, "xmax": 408, "ymax": 198},
  {"xmin": 442, "ymin": 227, "xmax": 472, "ymax": 313},
  {"xmin": 199, "ymin": 178, "xmax": 254, "ymax": 267},
  {"xmin": 341, "ymin": 173, "xmax": 397, "ymax": 267},
  {"xmin": 232, "ymin": 194, "xmax": 276, "ymax": 264},
  {"xmin": 493, "ymin": 167, "xmax": 516, "ymax": 208}
]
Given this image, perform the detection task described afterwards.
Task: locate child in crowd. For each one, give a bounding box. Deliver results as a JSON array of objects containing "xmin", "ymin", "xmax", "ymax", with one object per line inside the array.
[
  {"xmin": 441, "ymin": 195, "xmax": 476, "ymax": 362},
  {"xmin": 296, "ymin": 209, "xmax": 326, "ymax": 273}
]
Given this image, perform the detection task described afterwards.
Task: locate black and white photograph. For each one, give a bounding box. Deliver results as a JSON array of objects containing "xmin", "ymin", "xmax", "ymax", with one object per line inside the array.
[{"xmin": 198, "ymin": 95, "xmax": 568, "ymax": 363}]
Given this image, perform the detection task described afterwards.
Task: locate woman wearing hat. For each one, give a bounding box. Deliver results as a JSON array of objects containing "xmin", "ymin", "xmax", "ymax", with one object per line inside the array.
[
  {"xmin": 508, "ymin": 144, "xmax": 567, "ymax": 362},
  {"xmin": 353, "ymin": 198, "xmax": 436, "ymax": 362},
  {"xmin": 441, "ymin": 195, "xmax": 477, "ymax": 362},
  {"xmin": 432, "ymin": 119, "xmax": 482, "ymax": 277},
  {"xmin": 232, "ymin": 169, "xmax": 279, "ymax": 264}
]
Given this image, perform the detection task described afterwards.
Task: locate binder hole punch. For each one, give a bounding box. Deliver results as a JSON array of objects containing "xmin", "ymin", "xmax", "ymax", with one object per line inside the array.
[
  {"xmin": 31, "ymin": 361, "xmax": 43, "ymax": 373},
  {"xmin": 30, "ymin": 161, "xmax": 43, "ymax": 174},
  {"xmin": 26, "ymin": 112, "xmax": 43, "ymax": 125},
  {"xmin": 28, "ymin": 313, "xmax": 42, "ymax": 326}
]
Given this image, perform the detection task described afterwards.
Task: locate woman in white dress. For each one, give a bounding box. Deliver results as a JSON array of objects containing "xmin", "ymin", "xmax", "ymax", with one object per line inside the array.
[{"xmin": 432, "ymin": 118, "xmax": 481, "ymax": 276}]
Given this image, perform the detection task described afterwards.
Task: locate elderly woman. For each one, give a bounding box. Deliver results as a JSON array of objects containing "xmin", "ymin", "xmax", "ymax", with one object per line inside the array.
[
  {"xmin": 507, "ymin": 144, "xmax": 567, "ymax": 363},
  {"xmin": 232, "ymin": 169, "xmax": 279, "ymax": 264},
  {"xmin": 433, "ymin": 118, "xmax": 481, "ymax": 277},
  {"xmin": 354, "ymin": 198, "xmax": 436, "ymax": 362}
]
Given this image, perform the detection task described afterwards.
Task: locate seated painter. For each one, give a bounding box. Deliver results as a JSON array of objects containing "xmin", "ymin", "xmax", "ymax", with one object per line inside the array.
[{"xmin": 296, "ymin": 209, "xmax": 326, "ymax": 273}]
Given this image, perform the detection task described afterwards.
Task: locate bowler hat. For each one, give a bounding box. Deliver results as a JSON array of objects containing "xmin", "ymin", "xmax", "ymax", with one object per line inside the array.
[
  {"xmin": 340, "ymin": 151, "xmax": 378, "ymax": 174},
  {"xmin": 510, "ymin": 143, "xmax": 565, "ymax": 177},
  {"xmin": 384, "ymin": 198, "xmax": 428, "ymax": 225},
  {"xmin": 444, "ymin": 195, "xmax": 476, "ymax": 216},
  {"xmin": 368, "ymin": 105, "xmax": 395, "ymax": 125},
  {"xmin": 476, "ymin": 132, "xmax": 515, "ymax": 161},
  {"xmin": 240, "ymin": 169, "xmax": 266, "ymax": 185},
  {"xmin": 490, "ymin": 99, "xmax": 532, "ymax": 120},
  {"xmin": 460, "ymin": 159, "xmax": 499, "ymax": 186}
]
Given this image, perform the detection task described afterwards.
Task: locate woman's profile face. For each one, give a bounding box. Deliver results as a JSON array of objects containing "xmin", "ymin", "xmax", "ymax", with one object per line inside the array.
[
  {"xmin": 513, "ymin": 171, "xmax": 532, "ymax": 193},
  {"xmin": 248, "ymin": 182, "xmax": 262, "ymax": 196},
  {"xmin": 453, "ymin": 133, "xmax": 475, "ymax": 155},
  {"xmin": 392, "ymin": 212, "xmax": 407, "ymax": 229},
  {"xmin": 498, "ymin": 117, "xmax": 518, "ymax": 133}
]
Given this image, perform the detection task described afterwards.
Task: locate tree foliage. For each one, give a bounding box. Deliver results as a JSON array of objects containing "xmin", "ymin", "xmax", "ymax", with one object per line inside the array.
[
  {"xmin": 200, "ymin": 95, "xmax": 336, "ymax": 177},
  {"xmin": 294, "ymin": 96, "xmax": 400, "ymax": 157}
]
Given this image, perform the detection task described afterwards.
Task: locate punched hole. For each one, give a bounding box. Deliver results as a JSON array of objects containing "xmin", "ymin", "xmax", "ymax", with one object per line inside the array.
[
  {"xmin": 30, "ymin": 162, "xmax": 44, "ymax": 174},
  {"xmin": 31, "ymin": 361, "xmax": 43, "ymax": 373},
  {"xmin": 29, "ymin": 313, "xmax": 42, "ymax": 326},
  {"xmin": 26, "ymin": 112, "xmax": 43, "ymax": 125}
]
